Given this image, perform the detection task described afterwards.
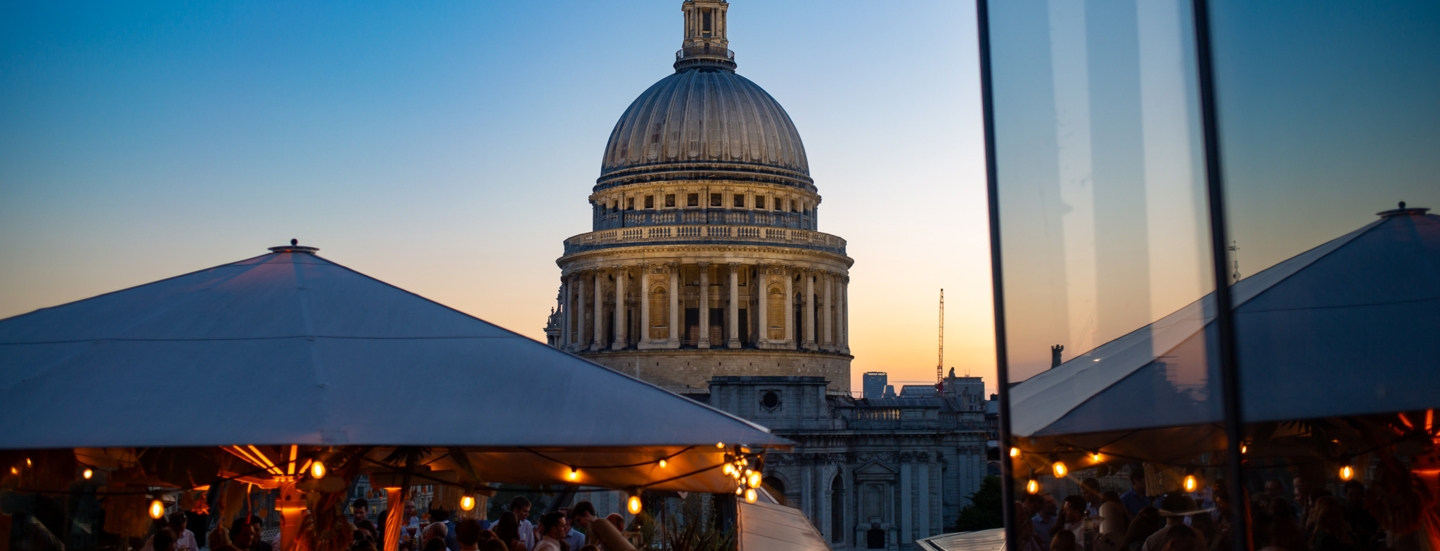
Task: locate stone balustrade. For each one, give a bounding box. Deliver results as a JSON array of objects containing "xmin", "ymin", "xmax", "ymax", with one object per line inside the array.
[
  {"xmin": 564, "ymin": 224, "xmax": 847, "ymax": 256},
  {"xmin": 599, "ymin": 209, "xmax": 817, "ymax": 231}
]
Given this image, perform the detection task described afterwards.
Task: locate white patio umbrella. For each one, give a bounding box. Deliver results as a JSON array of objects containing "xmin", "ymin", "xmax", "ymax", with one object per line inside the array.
[
  {"xmin": 1009, "ymin": 205, "xmax": 1440, "ymax": 447},
  {"xmin": 0, "ymin": 242, "xmax": 788, "ymax": 494}
]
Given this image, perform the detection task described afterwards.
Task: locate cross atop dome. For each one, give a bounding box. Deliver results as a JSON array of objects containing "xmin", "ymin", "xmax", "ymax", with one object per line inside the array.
[{"xmin": 675, "ymin": 0, "xmax": 737, "ymax": 71}]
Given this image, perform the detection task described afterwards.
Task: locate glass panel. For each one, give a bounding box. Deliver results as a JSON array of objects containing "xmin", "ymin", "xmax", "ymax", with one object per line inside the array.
[
  {"xmin": 1209, "ymin": 0, "xmax": 1440, "ymax": 542},
  {"xmin": 985, "ymin": 0, "xmax": 1241, "ymax": 547}
]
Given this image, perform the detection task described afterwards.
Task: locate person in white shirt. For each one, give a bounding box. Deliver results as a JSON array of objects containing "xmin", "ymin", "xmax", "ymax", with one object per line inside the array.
[
  {"xmin": 142, "ymin": 512, "xmax": 198, "ymax": 551},
  {"xmin": 510, "ymin": 497, "xmax": 535, "ymax": 551},
  {"xmin": 532, "ymin": 512, "xmax": 568, "ymax": 551}
]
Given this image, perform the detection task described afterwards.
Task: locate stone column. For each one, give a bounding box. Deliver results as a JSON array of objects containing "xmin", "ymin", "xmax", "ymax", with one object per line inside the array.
[
  {"xmin": 783, "ymin": 267, "xmax": 794, "ymax": 347},
  {"xmin": 639, "ymin": 265, "xmax": 650, "ymax": 349},
  {"xmin": 697, "ymin": 262, "xmax": 710, "ymax": 349},
  {"xmin": 841, "ymin": 275, "xmax": 850, "ymax": 354},
  {"xmin": 591, "ymin": 270, "xmax": 604, "ymax": 351},
  {"xmin": 668, "ymin": 263, "xmax": 681, "ymax": 348},
  {"xmin": 574, "ymin": 272, "xmax": 587, "ymax": 351},
  {"xmin": 755, "ymin": 265, "xmax": 768, "ymax": 347},
  {"xmin": 560, "ymin": 275, "xmax": 571, "ymax": 348},
  {"xmin": 822, "ymin": 271, "xmax": 834, "ymax": 351},
  {"xmin": 727, "ymin": 263, "xmax": 740, "ymax": 348},
  {"xmin": 613, "ymin": 266, "xmax": 627, "ymax": 350},
  {"xmin": 917, "ymin": 455, "xmax": 930, "ymax": 539},
  {"xmin": 803, "ymin": 269, "xmax": 817, "ymax": 350},
  {"xmin": 900, "ymin": 455, "xmax": 913, "ymax": 544}
]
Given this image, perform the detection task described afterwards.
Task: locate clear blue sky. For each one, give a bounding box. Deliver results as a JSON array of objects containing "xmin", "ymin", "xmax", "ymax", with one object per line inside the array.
[{"xmin": 0, "ymin": 1, "xmax": 996, "ymax": 391}]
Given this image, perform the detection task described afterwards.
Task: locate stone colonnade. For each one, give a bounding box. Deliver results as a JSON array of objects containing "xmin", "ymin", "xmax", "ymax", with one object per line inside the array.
[{"xmin": 559, "ymin": 262, "xmax": 850, "ymax": 354}]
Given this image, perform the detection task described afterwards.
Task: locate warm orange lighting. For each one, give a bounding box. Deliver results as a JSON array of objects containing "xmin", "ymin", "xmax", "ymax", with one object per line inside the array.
[
  {"xmin": 9, "ymin": 467, "xmax": 17, "ymax": 475},
  {"xmin": 723, "ymin": 464, "xmax": 735, "ymax": 476},
  {"xmin": 310, "ymin": 461, "xmax": 326, "ymax": 479},
  {"xmin": 460, "ymin": 496, "xmax": 476, "ymax": 511},
  {"xmin": 1026, "ymin": 479, "xmax": 1040, "ymax": 494},
  {"xmin": 1241, "ymin": 443, "xmax": 1248, "ymax": 454},
  {"xmin": 1090, "ymin": 452, "xmax": 1102, "ymax": 463},
  {"xmin": 658, "ymin": 459, "xmax": 668, "ymax": 469},
  {"xmin": 716, "ymin": 442, "xmax": 725, "ymax": 449},
  {"xmin": 1009, "ymin": 447, "xmax": 1021, "ymax": 458},
  {"xmin": 149, "ymin": 500, "xmax": 166, "ymax": 519},
  {"xmin": 567, "ymin": 467, "xmax": 580, "ymax": 482},
  {"xmin": 744, "ymin": 488, "xmax": 758, "ymax": 503},
  {"xmin": 627, "ymin": 495, "xmax": 643, "ymax": 514},
  {"xmin": 1183, "ymin": 475, "xmax": 1198, "ymax": 492},
  {"xmin": 747, "ymin": 471, "xmax": 762, "ymax": 489},
  {"xmin": 83, "ymin": 469, "xmax": 93, "ymax": 480},
  {"xmin": 1052, "ymin": 461, "xmax": 1067, "ymax": 478},
  {"xmin": 734, "ymin": 486, "xmax": 744, "ymax": 496},
  {"xmin": 25, "ymin": 458, "xmax": 32, "ymax": 468},
  {"xmin": 1339, "ymin": 465, "xmax": 1355, "ymax": 481}
]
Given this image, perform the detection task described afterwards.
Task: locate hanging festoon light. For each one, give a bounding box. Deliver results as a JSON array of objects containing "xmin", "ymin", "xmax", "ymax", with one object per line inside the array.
[
  {"xmin": 149, "ymin": 499, "xmax": 166, "ymax": 520},
  {"xmin": 747, "ymin": 470, "xmax": 762, "ymax": 489},
  {"xmin": 627, "ymin": 494, "xmax": 643, "ymax": 515},
  {"xmin": 1339, "ymin": 464, "xmax": 1355, "ymax": 481},
  {"xmin": 658, "ymin": 459, "xmax": 668, "ymax": 469},
  {"xmin": 1026, "ymin": 477, "xmax": 1040, "ymax": 495},
  {"xmin": 744, "ymin": 488, "xmax": 758, "ymax": 503},
  {"xmin": 1183, "ymin": 473, "xmax": 1198, "ymax": 492},
  {"xmin": 1089, "ymin": 451, "xmax": 1102, "ymax": 463},
  {"xmin": 1052, "ymin": 459, "xmax": 1068, "ymax": 478},
  {"xmin": 310, "ymin": 460, "xmax": 327, "ymax": 480},
  {"xmin": 83, "ymin": 468, "xmax": 93, "ymax": 480},
  {"xmin": 460, "ymin": 496, "xmax": 476, "ymax": 512},
  {"xmin": 723, "ymin": 463, "xmax": 735, "ymax": 476},
  {"xmin": 1010, "ymin": 447, "xmax": 1021, "ymax": 458},
  {"xmin": 716, "ymin": 442, "xmax": 725, "ymax": 449},
  {"xmin": 567, "ymin": 467, "xmax": 580, "ymax": 482}
]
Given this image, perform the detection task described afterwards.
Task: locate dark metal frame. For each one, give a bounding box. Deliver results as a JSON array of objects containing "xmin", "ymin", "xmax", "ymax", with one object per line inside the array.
[{"xmin": 974, "ymin": 0, "xmax": 1251, "ymax": 548}]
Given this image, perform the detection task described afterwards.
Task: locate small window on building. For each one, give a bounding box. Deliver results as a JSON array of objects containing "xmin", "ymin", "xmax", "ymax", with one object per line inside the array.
[
  {"xmin": 710, "ymin": 193, "xmax": 722, "ymax": 207},
  {"xmin": 774, "ymin": 198, "xmax": 784, "ymax": 211},
  {"xmin": 687, "ymin": 193, "xmax": 699, "ymax": 207},
  {"xmin": 665, "ymin": 194, "xmax": 676, "ymax": 208},
  {"xmin": 627, "ymin": 198, "xmax": 635, "ymax": 210},
  {"xmin": 734, "ymin": 194, "xmax": 745, "ymax": 208},
  {"xmin": 791, "ymin": 201, "xmax": 798, "ymax": 213},
  {"xmin": 760, "ymin": 390, "xmax": 781, "ymax": 411},
  {"xmin": 645, "ymin": 195, "xmax": 654, "ymax": 209},
  {"xmin": 756, "ymin": 196, "xmax": 766, "ymax": 209}
]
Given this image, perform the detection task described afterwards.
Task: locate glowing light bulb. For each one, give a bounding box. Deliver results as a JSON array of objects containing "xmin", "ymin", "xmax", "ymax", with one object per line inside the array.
[
  {"xmin": 723, "ymin": 464, "xmax": 735, "ymax": 476},
  {"xmin": 1052, "ymin": 461, "xmax": 1067, "ymax": 478},
  {"xmin": 745, "ymin": 488, "xmax": 758, "ymax": 503},
  {"xmin": 149, "ymin": 500, "xmax": 166, "ymax": 519},
  {"xmin": 1241, "ymin": 444, "xmax": 1248, "ymax": 454},
  {"xmin": 740, "ymin": 458, "xmax": 748, "ymax": 466},
  {"xmin": 567, "ymin": 468, "xmax": 580, "ymax": 482},
  {"xmin": 10, "ymin": 467, "xmax": 17, "ymax": 475},
  {"xmin": 1026, "ymin": 479, "xmax": 1040, "ymax": 495},
  {"xmin": 716, "ymin": 442, "xmax": 725, "ymax": 449},
  {"xmin": 25, "ymin": 458, "xmax": 32, "ymax": 467},
  {"xmin": 460, "ymin": 496, "xmax": 476, "ymax": 511},
  {"xmin": 1090, "ymin": 452, "xmax": 1102, "ymax": 463},
  {"xmin": 83, "ymin": 469, "xmax": 93, "ymax": 480},
  {"xmin": 311, "ymin": 461, "xmax": 327, "ymax": 479},
  {"xmin": 747, "ymin": 471, "xmax": 762, "ymax": 489},
  {"xmin": 735, "ymin": 486, "xmax": 744, "ymax": 496},
  {"xmin": 627, "ymin": 495, "xmax": 643, "ymax": 515},
  {"xmin": 1009, "ymin": 448, "xmax": 1021, "ymax": 458},
  {"xmin": 658, "ymin": 459, "xmax": 668, "ymax": 469},
  {"xmin": 1339, "ymin": 465, "xmax": 1354, "ymax": 481},
  {"xmin": 1183, "ymin": 475, "xmax": 1197, "ymax": 492}
]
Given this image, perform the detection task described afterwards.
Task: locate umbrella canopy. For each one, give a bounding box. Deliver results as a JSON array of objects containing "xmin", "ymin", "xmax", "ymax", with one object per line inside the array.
[
  {"xmin": 1010, "ymin": 206, "xmax": 1440, "ymax": 439},
  {"xmin": 0, "ymin": 244, "xmax": 787, "ymax": 491}
]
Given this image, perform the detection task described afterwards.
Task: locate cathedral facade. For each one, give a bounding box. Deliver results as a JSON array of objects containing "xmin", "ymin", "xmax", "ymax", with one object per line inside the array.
[{"xmin": 545, "ymin": 2, "xmax": 988, "ymax": 548}]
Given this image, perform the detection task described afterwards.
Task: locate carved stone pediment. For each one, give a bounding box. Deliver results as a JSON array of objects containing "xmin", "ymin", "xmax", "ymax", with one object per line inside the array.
[{"xmin": 854, "ymin": 460, "xmax": 897, "ymax": 480}]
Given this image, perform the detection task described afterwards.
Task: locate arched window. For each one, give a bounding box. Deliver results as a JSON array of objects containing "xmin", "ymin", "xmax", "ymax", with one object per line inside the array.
[{"xmin": 830, "ymin": 475, "xmax": 845, "ymax": 543}]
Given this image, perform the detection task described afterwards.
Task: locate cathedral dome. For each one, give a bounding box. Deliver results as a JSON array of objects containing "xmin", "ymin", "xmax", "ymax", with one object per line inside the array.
[{"xmin": 598, "ymin": 66, "xmax": 810, "ymax": 189}]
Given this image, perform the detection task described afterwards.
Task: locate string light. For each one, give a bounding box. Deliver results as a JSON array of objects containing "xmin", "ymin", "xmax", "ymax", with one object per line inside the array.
[
  {"xmin": 744, "ymin": 488, "xmax": 758, "ymax": 503},
  {"xmin": 716, "ymin": 442, "xmax": 725, "ymax": 449},
  {"xmin": 9, "ymin": 467, "xmax": 17, "ymax": 475},
  {"xmin": 567, "ymin": 467, "xmax": 580, "ymax": 482},
  {"xmin": 1010, "ymin": 447, "xmax": 1021, "ymax": 458},
  {"xmin": 658, "ymin": 459, "xmax": 668, "ymax": 469},
  {"xmin": 1026, "ymin": 479, "xmax": 1040, "ymax": 495},
  {"xmin": 1183, "ymin": 474, "xmax": 1198, "ymax": 492},
  {"xmin": 627, "ymin": 495, "xmax": 643, "ymax": 515},
  {"xmin": 723, "ymin": 464, "xmax": 735, "ymax": 476},
  {"xmin": 1241, "ymin": 443, "xmax": 1248, "ymax": 454},
  {"xmin": 25, "ymin": 458, "xmax": 32, "ymax": 467},
  {"xmin": 1089, "ymin": 452, "xmax": 1102, "ymax": 463},
  {"xmin": 83, "ymin": 469, "xmax": 93, "ymax": 480},
  {"xmin": 310, "ymin": 461, "xmax": 327, "ymax": 479},
  {"xmin": 1339, "ymin": 465, "xmax": 1355, "ymax": 481},
  {"xmin": 747, "ymin": 471, "xmax": 762, "ymax": 489},
  {"xmin": 460, "ymin": 496, "xmax": 476, "ymax": 512},
  {"xmin": 1052, "ymin": 461, "xmax": 1068, "ymax": 478},
  {"xmin": 149, "ymin": 500, "xmax": 166, "ymax": 519},
  {"xmin": 734, "ymin": 486, "xmax": 744, "ymax": 496}
]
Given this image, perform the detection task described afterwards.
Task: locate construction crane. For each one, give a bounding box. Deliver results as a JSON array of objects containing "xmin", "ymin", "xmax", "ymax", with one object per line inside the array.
[{"xmin": 937, "ymin": 289, "xmax": 944, "ymax": 385}]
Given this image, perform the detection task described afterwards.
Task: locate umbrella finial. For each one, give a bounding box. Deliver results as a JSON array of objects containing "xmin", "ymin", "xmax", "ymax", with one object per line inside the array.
[
  {"xmin": 1377, "ymin": 202, "xmax": 1430, "ymax": 218},
  {"xmin": 291, "ymin": 238, "xmax": 298, "ymax": 246},
  {"xmin": 269, "ymin": 240, "xmax": 320, "ymax": 254}
]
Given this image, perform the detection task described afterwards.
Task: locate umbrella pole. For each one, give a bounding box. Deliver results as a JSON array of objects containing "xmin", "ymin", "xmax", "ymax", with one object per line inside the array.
[
  {"xmin": 383, "ymin": 487, "xmax": 404, "ymax": 551},
  {"xmin": 277, "ymin": 481, "xmax": 305, "ymax": 551}
]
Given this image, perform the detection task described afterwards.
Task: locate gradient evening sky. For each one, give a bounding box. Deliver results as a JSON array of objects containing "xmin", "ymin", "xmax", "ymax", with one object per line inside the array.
[{"xmin": 0, "ymin": 1, "xmax": 995, "ymax": 392}]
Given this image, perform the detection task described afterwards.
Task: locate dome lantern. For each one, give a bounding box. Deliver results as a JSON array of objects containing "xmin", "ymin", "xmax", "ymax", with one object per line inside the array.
[{"xmin": 675, "ymin": 0, "xmax": 737, "ymax": 72}]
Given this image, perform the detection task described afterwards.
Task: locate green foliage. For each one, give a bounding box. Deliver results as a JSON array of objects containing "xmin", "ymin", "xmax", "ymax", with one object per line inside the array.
[
  {"xmin": 663, "ymin": 494, "xmax": 735, "ymax": 551},
  {"xmin": 954, "ymin": 475, "xmax": 1004, "ymax": 532}
]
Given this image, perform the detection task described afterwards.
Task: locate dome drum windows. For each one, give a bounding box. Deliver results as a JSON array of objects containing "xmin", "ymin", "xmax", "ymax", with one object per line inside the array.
[
  {"xmin": 665, "ymin": 194, "xmax": 676, "ymax": 208},
  {"xmin": 687, "ymin": 193, "xmax": 700, "ymax": 207},
  {"xmin": 645, "ymin": 195, "xmax": 654, "ymax": 209},
  {"xmin": 734, "ymin": 194, "xmax": 745, "ymax": 208}
]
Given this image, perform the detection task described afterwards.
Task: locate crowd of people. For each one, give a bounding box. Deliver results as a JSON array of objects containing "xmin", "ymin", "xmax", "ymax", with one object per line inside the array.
[
  {"xmin": 336, "ymin": 497, "xmax": 629, "ymax": 551},
  {"xmin": 1012, "ymin": 472, "xmax": 1388, "ymax": 551}
]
